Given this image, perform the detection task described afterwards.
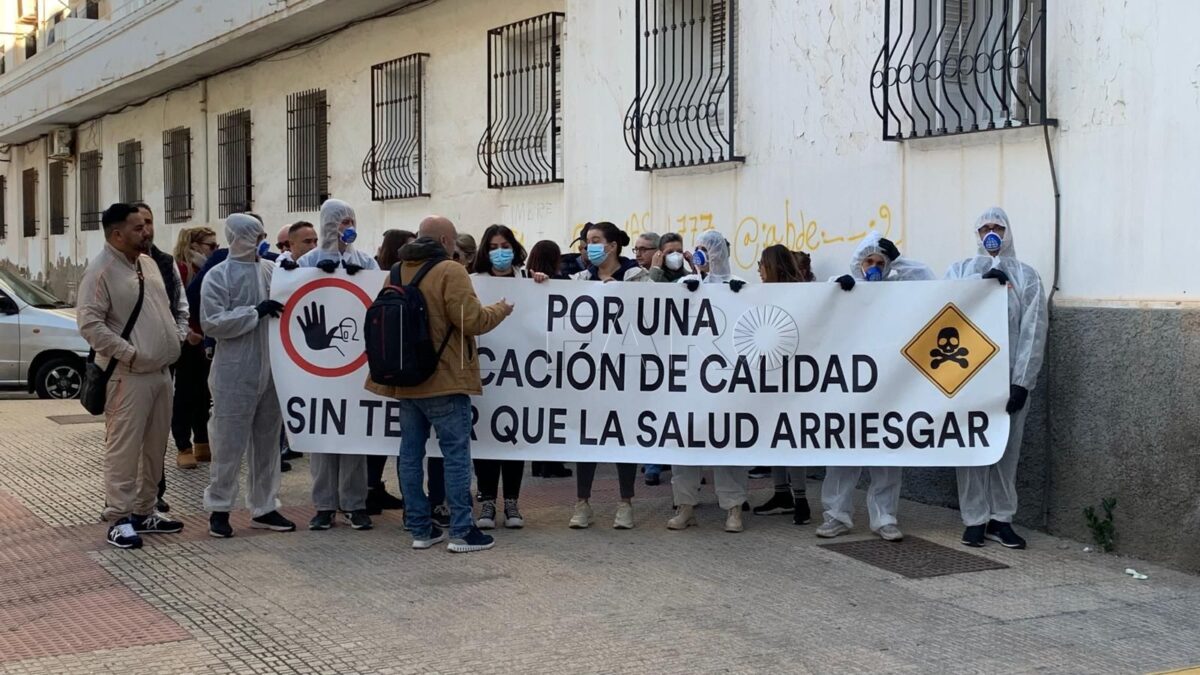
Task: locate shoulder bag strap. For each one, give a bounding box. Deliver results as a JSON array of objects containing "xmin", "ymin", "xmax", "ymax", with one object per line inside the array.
[{"xmin": 101, "ymin": 260, "xmax": 146, "ymax": 377}]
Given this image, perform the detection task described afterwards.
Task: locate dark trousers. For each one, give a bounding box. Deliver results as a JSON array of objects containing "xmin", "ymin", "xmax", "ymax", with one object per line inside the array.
[
  {"xmin": 474, "ymin": 459, "xmax": 524, "ymax": 501},
  {"xmin": 368, "ymin": 455, "xmax": 390, "ymax": 489},
  {"xmin": 576, "ymin": 463, "xmax": 637, "ymax": 500},
  {"xmin": 170, "ymin": 342, "xmax": 211, "ymax": 451},
  {"xmin": 428, "ymin": 457, "xmax": 445, "ymax": 506}
]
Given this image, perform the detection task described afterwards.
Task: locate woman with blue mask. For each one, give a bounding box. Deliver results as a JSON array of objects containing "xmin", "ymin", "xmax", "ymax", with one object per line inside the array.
[
  {"xmin": 567, "ymin": 221, "xmax": 649, "ymax": 531},
  {"xmin": 469, "ymin": 224, "xmax": 548, "ymax": 530}
]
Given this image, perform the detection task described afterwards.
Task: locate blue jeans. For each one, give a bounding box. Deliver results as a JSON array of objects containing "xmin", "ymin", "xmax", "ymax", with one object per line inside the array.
[
  {"xmin": 645, "ymin": 464, "xmax": 662, "ymax": 477},
  {"xmin": 395, "ymin": 394, "xmax": 474, "ymax": 539}
]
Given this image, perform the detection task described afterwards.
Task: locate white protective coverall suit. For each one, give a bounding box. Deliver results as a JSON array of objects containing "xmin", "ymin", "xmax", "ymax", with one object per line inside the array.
[
  {"xmin": 201, "ymin": 214, "xmax": 283, "ymax": 517},
  {"xmin": 946, "ymin": 207, "xmax": 1047, "ymax": 526}
]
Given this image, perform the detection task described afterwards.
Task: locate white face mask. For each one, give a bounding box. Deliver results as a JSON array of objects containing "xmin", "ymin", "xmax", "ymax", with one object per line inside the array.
[{"xmin": 665, "ymin": 252, "xmax": 684, "ymax": 270}]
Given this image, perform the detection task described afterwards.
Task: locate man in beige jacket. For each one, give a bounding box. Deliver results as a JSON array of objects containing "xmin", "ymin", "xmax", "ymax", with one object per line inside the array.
[{"xmin": 77, "ymin": 203, "xmax": 186, "ymax": 549}]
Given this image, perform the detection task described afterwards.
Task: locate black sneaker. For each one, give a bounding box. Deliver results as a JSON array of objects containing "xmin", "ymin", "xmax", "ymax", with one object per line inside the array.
[
  {"xmin": 541, "ymin": 462, "xmax": 573, "ymax": 478},
  {"xmin": 985, "ymin": 520, "xmax": 1027, "ymax": 549},
  {"xmin": 448, "ymin": 527, "xmax": 495, "ymax": 553},
  {"xmin": 281, "ymin": 460, "xmax": 292, "ymax": 473},
  {"xmin": 107, "ymin": 517, "xmax": 143, "ymax": 549},
  {"xmin": 251, "ymin": 511, "xmax": 296, "ymax": 532},
  {"xmin": 748, "ymin": 466, "xmax": 772, "ymax": 479},
  {"xmin": 753, "ymin": 491, "xmax": 795, "ymax": 516},
  {"xmin": 281, "ymin": 449, "xmax": 303, "ymax": 461},
  {"xmin": 209, "ymin": 511, "xmax": 233, "ymax": 539},
  {"xmin": 365, "ymin": 484, "xmax": 404, "ymax": 516},
  {"xmin": 961, "ymin": 524, "xmax": 986, "ymax": 547},
  {"xmin": 644, "ymin": 470, "xmax": 661, "ymax": 486},
  {"xmin": 309, "ymin": 510, "xmax": 335, "ymax": 530},
  {"xmin": 134, "ymin": 512, "xmax": 184, "ymax": 534},
  {"xmin": 344, "ymin": 510, "xmax": 373, "ymax": 530},
  {"xmin": 156, "ymin": 497, "xmax": 170, "ymax": 513},
  {"xmin": 792, "ymin": 498, "xmax": 812, "ymax": 525},
  {"xmin": 412, "ymin": 525, "xmax": 446, "ymax": 550},
  {"xmin": 432, "ymin": 504, "xmax": 451, "ymax": 529},
  {"xmin": 476, "ymin": 500, "xmax": 498, "ymax": 530}
]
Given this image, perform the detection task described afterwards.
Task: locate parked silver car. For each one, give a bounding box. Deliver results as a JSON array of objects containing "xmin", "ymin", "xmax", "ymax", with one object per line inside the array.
[{"xmin": 0, "ymin": 268, "xmax": 90, "ymax": 399}]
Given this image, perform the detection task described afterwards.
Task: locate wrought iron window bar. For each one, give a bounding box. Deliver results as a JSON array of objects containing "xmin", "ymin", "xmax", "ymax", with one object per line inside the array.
[
  {"xmin": 0, "ymin": 177, "xmax": 7, "ymax": 241},
  {"xmin": 624, "ymin": 0, "xmax": 741, "ymax": 171},
  {"xmin": 217, "ymin": 109, "xmax": 253, "ymax": 217},
  {"xmin": 363, "ymin": 53, "xmax": 430, "ymax": 200},
  {"xmin": 117, "ymin": 139, "xmax": 142, "ymax": 203},
  {"xmin": 287, "ymin": 89, "xmax": 330, "ymax": 212},
  {"xmin": 163, "ymin": 127, "xmax": 193, "ymax": 223},
  {"xmin": 49, "ymin": 160, "xmax": 66, "ymax": 235},
  {"xmin": 871, "ymin": 0, "xmax": 1048, "ymax": 141},
  {"xmin": 21, "ymin": 168, "xmax": 37, "ymax": 238},
  {"xmin": 476, "ymin": 12, "xmax": 564, "ymax": 189},
  {"xmin": 79, "ymin": 150, "xmax": 102, "ymax": 231}
]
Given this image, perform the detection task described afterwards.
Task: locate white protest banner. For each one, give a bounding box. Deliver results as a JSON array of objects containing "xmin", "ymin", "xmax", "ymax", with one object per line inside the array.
[{"xmin": 269, "ymin": 268, "xmax": 1010, "ymax": 466}]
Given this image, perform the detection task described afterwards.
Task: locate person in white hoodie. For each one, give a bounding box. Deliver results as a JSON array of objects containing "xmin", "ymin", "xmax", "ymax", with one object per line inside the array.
[
  {"xmin": 668, "ymin": 230, "xmax": 753, "ymax": 533},
  {"xmin": 817, "ymin": 232, "xmax": 933, "ymax": 543},
  {"xmin": 947, "ymin": 207, "xmax": 1047, "ymax": 549}
]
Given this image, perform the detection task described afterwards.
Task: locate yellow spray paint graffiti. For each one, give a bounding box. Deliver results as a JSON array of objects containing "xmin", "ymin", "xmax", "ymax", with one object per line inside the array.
[{"xmin": 567, "ymin": 202, "xmax": 897, "ymax": 269}]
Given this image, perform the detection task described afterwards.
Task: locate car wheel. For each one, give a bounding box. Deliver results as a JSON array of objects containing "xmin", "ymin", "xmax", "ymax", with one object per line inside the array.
[{"xmin": 35, "ymin": 357, "xmax": 84, "ymax": 399}]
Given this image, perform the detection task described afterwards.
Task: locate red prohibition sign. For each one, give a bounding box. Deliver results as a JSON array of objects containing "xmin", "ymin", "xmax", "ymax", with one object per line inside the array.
[{"xmin": 280, "ymin": 277, "xmax": 374, "ymax": 378}]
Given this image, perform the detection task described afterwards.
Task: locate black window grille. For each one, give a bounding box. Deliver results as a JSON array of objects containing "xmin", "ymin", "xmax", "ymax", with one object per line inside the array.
[
  {"xmin": 871, "ymin": 0, "xmax": 1048, "ymax": 141},
  {"xmin": 363, "ymin": 53, "xmax": 429, "ymax": 200},
  {"xmin": 83, "ymin": 1, "xmax": 100, "ymax": 20},
  {"xmin": 217, "ymin": 109, "xmax": 253, "ymax": 217},
  {"xmin": 117, "ymin": 139, "xmax": 142, "ymax": 203},
  {"xmin": 24, "ymin": 30, "xmax": 37, "ymax": 59},
  {"xmin": 79, "ymin": 150, "xmax": 102, "ymax": 231},
  {"xmin": 287, "ymin": 89, "xmax": 329, "ymax": 212},
  {"xmin": 0, "ymin": 177, "xmax": 7, "ymax": 241},
  {"xmin": 49, "ymin": 160, "xmax": 66, "ymax": 235},
  {"xmin": 476, "ymin": 12, "xmax": 564, "ymax": 189},
  {"xmin": 623, "ymin": 0, "xmax": 740, "ymax": 171},
  {"xmin": 21, "ymin": 169, "xmax": 37, "ymax": 238},
  {"xmin": 163, "ymin": 127, "xmax": 192, "ymax": 223},
  {"xmin": 1, "ymin": 48, "xmax": 6, "ymax": 76}
]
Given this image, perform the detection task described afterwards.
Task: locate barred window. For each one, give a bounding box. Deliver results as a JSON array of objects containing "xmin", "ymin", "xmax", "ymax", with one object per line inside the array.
[
  {"xmin": 0, "ymin": 177, "xmax": 7, "ymax": 241},
  {"xmin": 624, "ymin": 0, "xmax": 740, "ymax": 171},
  {"xmin": 217, "ymin": 109, "xmax": 253, "ymax": 217},
  {"xmin": 163, "ymin": 127, "xmax": 193, "ymax": 223},
  {"xmin": 22, "ymin": 169, "xmax": 37, "ymax": 238},
  {"xmin": 476, "ymin": 13, "xmax": 564, "ymax": 189},
  {"xmin": 117, "ymin": 139, "xmax": 142, "ymax": 203},
  {"xmin": 49, "ymin": 161, "xmax": 67, "ymax": 235},
  {"xmin": 871, "ymin": 0, "xmax": 1048, "ymax": 140},
  {"xmin": 287, "ymin": 89, "xmax": 329, "ymax": 212},
  {"xmin": 79, "ymin": 150, "xmax": 102, "ymax": 231},
  {"xmin": 363, "ymin": 53, "xmax": 429, "ymax": 200}
]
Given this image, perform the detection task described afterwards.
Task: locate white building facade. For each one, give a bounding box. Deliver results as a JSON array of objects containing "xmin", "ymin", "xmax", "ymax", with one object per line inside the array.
[{"xmin": 1, "ymin": 0, "xmax": 1198, "ymax": 569}]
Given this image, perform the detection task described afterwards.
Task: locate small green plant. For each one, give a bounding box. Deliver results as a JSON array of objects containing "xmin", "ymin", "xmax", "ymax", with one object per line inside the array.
[{"xmin": 1083, "ymin": 497, "xmax": 1117, "ymax": 552}]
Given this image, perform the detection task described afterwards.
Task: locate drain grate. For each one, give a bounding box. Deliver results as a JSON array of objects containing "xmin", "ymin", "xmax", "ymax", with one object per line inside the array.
[
  {"xmin": 47, "ymin": 414, "xmax": 104, "ymax": 425},
  {"xmin": 819, "ymin": 536, "xmax": 1009, "ymax": 578}
]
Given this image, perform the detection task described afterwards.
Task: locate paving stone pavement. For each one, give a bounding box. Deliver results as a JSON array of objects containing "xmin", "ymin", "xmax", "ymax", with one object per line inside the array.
[{"xmin": 2, "ymin": 397, "xmax": 1200, "ymax": 674}]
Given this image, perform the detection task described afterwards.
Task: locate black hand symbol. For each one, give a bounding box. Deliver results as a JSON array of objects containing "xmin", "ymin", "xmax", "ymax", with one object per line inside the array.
[{"xmin": 297, "ymin": 301, "xmax": 345, "ymax": 356}]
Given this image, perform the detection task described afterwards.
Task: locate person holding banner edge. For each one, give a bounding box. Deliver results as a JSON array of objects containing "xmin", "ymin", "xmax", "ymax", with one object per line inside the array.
[
  {"xmin": 366, "ymin": 215, "xmax": 514, "ymax": 553},
  {"xmin": 669, "ymin": 230, "xmax": 752, "ymax": 533},
  {"xmin": 820, "ymin": 231, "xmax": 935, "ymax": 542},
  {"xmin": 947, "ymin": 207, "xmax": 1047, "ymax": 549},
  {"xmin": 469, "ymin": 224, "xmax": 550, "ymax": 530},
  {"xmin": 569, "ymin": 221, "xmax": 651, "ymax": 530}
]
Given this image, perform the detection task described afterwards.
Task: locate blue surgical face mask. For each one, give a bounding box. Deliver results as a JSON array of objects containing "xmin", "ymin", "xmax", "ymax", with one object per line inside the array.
[
  {"xmin": 489, "ymin": 247, "xmax": 515, "ymax": 271},
  {"xmin": 864, "ymin": 266, "xmax": 884, "ymax": 282},
  {"xmin": 340, "ymin": 227, "xmax": 357, "ymax": 245},
  {"xmin": 586, "ymin": 243, "xmax": 608, "ymax": 266},
  {"xmin": 982, "ymin": 231, "xmax": 1003, "ymax": 253},
  {"xmin": 257, "ymin": 240, "xmax": 270, "ymax": 257}
]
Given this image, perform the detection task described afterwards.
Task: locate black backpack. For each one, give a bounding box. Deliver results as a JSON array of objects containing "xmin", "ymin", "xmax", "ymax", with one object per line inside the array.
[{"xmin": 365, "ymin": 260, "xmax": 453, "ymax": 387}]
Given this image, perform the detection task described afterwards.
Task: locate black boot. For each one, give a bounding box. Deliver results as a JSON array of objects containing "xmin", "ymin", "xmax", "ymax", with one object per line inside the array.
[
  {"xmin": 792, "ymin": 497, "xmax": 812, "ymax": 525},
  {"xmin": 540, "ymin": 462, "xmax": 572, "ymax": 478},
  {"xmin": 365, "ymin": 483, "xmax": 405, "ymax": 516},
  {"xmin": 531, "ymin": 462, "xmax": 545, "ymax": 477}
]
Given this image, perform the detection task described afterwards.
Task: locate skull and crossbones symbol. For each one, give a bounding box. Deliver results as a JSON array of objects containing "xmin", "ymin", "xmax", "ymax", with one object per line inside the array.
[{"xmin": 929, "ymin": 327, "xmax": 970, "ymax": 369}]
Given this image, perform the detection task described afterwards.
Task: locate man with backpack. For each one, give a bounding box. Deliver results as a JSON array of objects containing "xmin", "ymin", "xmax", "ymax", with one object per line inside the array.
[{"xmin": 365, "ymin": 215, "xmax": 514, "ymax": 553}]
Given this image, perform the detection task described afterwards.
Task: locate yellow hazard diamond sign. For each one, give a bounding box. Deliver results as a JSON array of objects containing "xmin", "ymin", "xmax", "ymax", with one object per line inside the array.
[{"xmin": 903, "ymin": 303, "xmax": 999, "ymax": 398}]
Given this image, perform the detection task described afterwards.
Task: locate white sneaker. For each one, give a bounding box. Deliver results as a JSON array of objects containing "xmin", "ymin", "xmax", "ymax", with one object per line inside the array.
[
  {"xmin": 613, "ymin": 502, "xmax": 634, "ymax": 529},
  {"xmin": 667, "ymin": 504, "xmax": 697, "ymax": 530},
  {"xmin": 876, "ymin": 524, "xmax": 904, "ymax": 542},
  {"xmin": 724, "ymin": 506, "xmax": 744, "ymax": 533},
  {"xmin": 816, "ymin": 517, "xmax": 851, "ymax": 538},
  {"xmin": 568, "ymin": 500, "xmax": 593, "ymax": 529}
]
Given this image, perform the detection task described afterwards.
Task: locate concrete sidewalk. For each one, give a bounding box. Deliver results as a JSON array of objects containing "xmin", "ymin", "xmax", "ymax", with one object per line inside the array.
[{"xmin": 1, "ymin": 397, "xmax": 1198, "ymax": 674}]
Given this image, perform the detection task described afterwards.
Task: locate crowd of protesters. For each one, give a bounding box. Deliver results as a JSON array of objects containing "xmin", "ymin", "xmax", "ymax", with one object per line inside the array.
[{"xmin": 77, "ymin": 199, "xmax": 1045, "ymax": 554}]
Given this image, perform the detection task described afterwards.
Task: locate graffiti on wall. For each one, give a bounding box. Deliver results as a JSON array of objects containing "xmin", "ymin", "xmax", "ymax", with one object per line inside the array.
[{"xmin": 566, "ymin": 201, "xmax": 899, "ymax": 269}]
